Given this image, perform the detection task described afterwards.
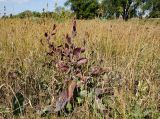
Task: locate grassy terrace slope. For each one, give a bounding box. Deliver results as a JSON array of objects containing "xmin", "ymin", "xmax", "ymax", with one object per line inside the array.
[{"xmin": 0, "ymin": 19, "xmax": 160, "ymax": 119}]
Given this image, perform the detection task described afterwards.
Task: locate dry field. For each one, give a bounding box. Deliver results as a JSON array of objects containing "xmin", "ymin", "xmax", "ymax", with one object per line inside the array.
[{"xmin": 0, "ymin": 18, "xmax": 160, "ymax": 119}]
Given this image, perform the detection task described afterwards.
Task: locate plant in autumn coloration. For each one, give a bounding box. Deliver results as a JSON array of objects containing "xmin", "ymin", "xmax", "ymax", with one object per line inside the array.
[{"xmin": 42, "ymin": 18, "xmax": 113, "ymax": 115}]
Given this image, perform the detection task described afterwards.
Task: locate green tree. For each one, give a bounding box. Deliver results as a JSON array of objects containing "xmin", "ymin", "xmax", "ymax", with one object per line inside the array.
[
  {"xmin": 101, "ymin": 0, "xmax": 122, "ymax": 18},
  {"xmin": 102, "ymin": 0, "xmax": 142, "ymax": 20},
  {"xmin": 17, "ymin": 10, "xmax": 33, "ymax": 18},
  {"xmin": 32, "ymin": 11, "xmax": 41, "ymax": 17},
  {"xmin": 142, "ymin": 0, "xmax": 160, "ymax": 18},
  {"xmin": 65, "ymin": 0, "xmax": 99, "ymax": 19}
]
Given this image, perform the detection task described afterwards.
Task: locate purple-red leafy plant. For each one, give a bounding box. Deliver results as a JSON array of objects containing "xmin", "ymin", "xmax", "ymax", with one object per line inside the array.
[{"xmin": 42, "ymin": 18, "xmax": 112, "ymax": 114}]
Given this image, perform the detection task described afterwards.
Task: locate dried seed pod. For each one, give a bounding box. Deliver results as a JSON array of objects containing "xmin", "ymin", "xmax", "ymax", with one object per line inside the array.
[
  {"xmin": 53, "ymin": 24, "xmax": 56, "ymax": 31},
  {"xmin": 44, "ymin": 32, "xmax": 48, "ymax": 37},
  {"xmin": 51, "ymin": 24, "xmax": 57, "ymax": 36},
  {"xmin": 66, "ymin": 34, "xmax": 72, "ymax": 44},
  {"xmin": 72, "ymin": 17, "xmax": 77, "ymax": 37},
  {"xmin": 65, "ymin": 43, "xmax": 69, "ymax": 49}
]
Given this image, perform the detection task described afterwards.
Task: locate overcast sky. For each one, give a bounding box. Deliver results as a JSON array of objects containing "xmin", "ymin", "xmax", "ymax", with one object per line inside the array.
[{"xmin": 0, "ymin": 0, "xmax": 67, "ymax": 16}]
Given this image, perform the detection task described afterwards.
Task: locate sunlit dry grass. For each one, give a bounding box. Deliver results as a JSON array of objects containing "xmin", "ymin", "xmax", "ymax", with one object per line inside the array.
[{"xmin": 0, "ymin": 18, "xmax": 160, "ymax": 119}]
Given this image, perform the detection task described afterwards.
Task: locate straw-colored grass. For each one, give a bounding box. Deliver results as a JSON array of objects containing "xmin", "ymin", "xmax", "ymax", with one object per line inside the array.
[{"xmin": 0, "ymin": 18, "xmax": 160, "ymax": 119}]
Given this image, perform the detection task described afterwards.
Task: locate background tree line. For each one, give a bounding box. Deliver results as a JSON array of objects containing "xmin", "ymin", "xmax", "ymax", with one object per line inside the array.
[
  {"xmin": 5, "ymin": 7, "xmax": 74, "ymax": 20},
  {"xmin": 1, "ymin": 6, "xmax": 74, "ymax": 21},
  {"xmin": 65, "ymin": 0, "xmax": 160, "ymax": 20},
  {"xmin": 1, "ymin": 0, "xmax": 160, "ymax": 20}
]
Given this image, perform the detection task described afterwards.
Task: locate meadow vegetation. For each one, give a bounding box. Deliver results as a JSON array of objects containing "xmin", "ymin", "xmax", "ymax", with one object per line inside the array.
[{"xmin": 0, "ymin": 18, "xmax": 160, "ymax": 119}]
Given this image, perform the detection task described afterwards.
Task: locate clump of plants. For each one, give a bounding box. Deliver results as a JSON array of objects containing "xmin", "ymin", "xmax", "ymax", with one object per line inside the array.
[{"xmin": 42, "ymin": 18, "xmax": 113, "ymax": 117}]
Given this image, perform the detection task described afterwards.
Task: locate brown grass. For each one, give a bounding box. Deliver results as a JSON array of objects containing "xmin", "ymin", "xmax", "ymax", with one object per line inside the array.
[{"xmin": 0, "ymin": 18, "xmax": 160, "ymax": 119}]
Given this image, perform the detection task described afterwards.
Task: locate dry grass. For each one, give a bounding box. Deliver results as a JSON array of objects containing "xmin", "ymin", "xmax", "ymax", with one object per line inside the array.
[{"xmin": 0, "ymin": 18, "xmax": 160, "ymax": 119}]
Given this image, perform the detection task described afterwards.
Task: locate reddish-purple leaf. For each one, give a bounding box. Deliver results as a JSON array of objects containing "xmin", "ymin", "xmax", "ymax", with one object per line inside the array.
[
  {"xmin": 81, "ymin": 48, "xmax": 85, "ymax": 53},
  {"xmin": 73, "ymin": 47, "xmax": 85, "ymax": 56},
  {"xmin": 73, "ymin": 48, "xmax": 81, "ymax": 57},
  {"xmin": 63, "ymin": 49, "xmax": 70, "ymax": 57},
  {"xmin": 60, "ymin": 66, "xmax": 69, "ymax": 72},
  {"xmin": 56, "ymin": 61, "xmax": 69, "ymax": 72},
  {"xmin": 77, "ymin": 58, "xmax": 88, "ymax": 66}
]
